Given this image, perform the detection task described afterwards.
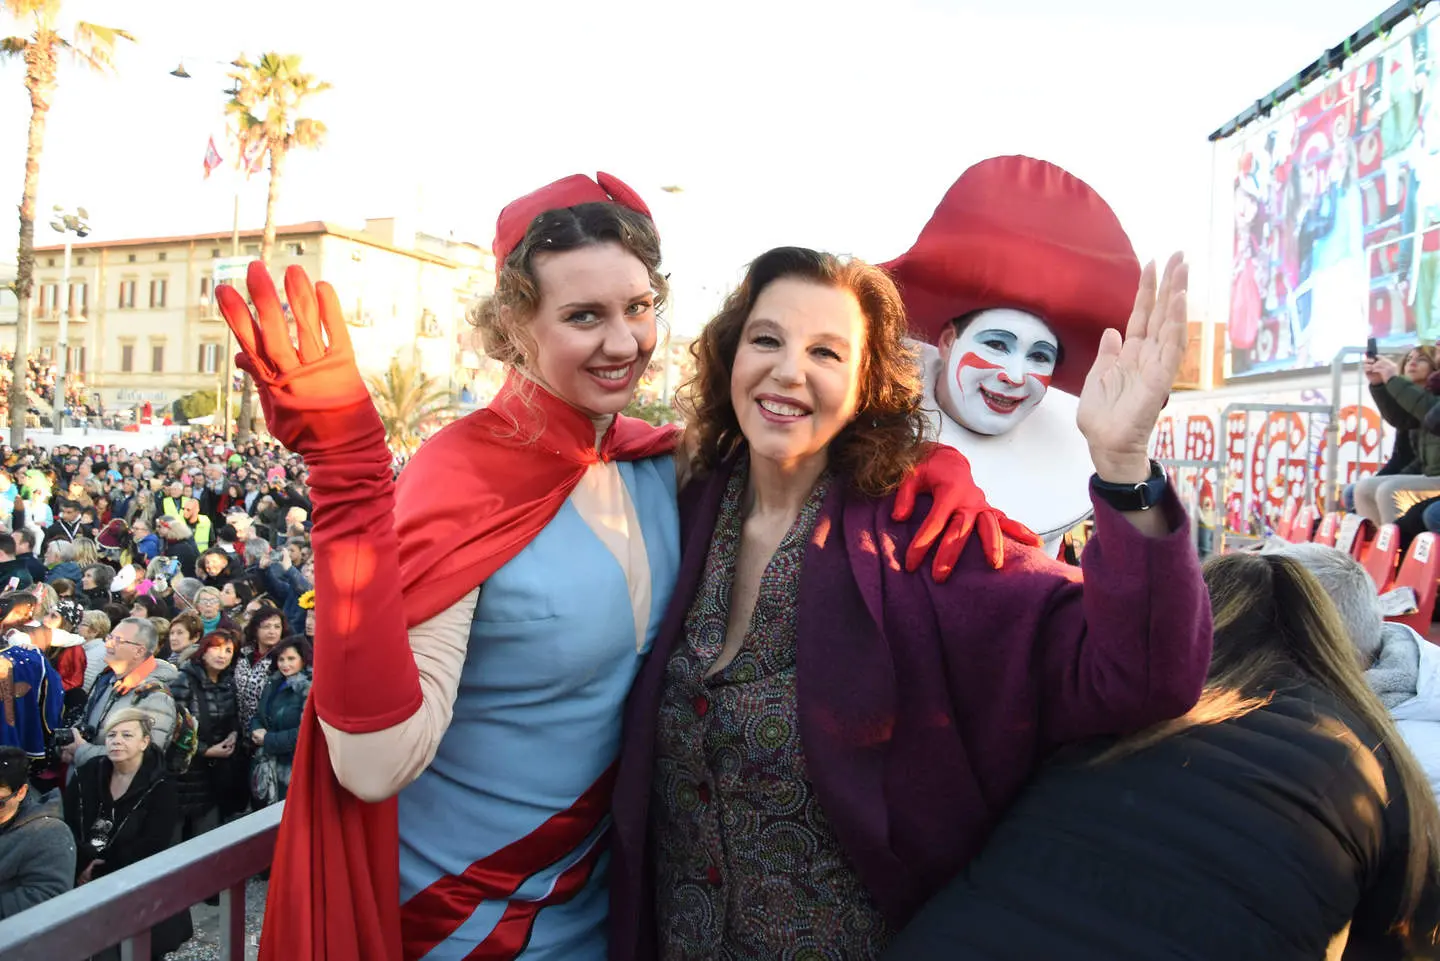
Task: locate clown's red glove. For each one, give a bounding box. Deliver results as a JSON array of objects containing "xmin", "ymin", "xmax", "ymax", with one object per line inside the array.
[
  {"xmin": 216, "ymin": 263, "xmax": 419, "ymax": 734},
  {"xmin": 892, "ymin": 443, "xmax": 1043, "ymax": 579}
]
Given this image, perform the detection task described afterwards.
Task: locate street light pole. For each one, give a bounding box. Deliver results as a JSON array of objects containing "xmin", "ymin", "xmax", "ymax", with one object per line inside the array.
[{"xmin": 48, "ymin": 205, "xmax": 89, "ymax": 436}]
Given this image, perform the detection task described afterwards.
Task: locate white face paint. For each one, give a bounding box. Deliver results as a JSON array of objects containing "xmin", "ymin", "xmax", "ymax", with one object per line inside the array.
[{"xmin": 935, "ymin": 308, "xmax": 1058, "ymax": 436}]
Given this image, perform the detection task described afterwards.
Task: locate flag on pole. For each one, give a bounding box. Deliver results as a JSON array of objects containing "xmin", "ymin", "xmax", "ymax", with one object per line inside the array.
[
  {"xmin": 242, "ymin": 137, "xmax": 266, "ymax": 178},
  {"xmin": 203, "ymin": 136, "xmax": 223, "ymax": 179}
]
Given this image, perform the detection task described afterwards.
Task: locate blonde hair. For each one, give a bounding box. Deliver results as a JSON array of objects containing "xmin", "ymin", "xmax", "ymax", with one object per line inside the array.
[
  {"xmin": 1100, "ymin": 552, "xmax": 1440, "ymax": 944},
  {"xmin": 80, "ymin": 610, "xmax": 111, "ymax": 639},
  {"xmin": 71, "ymin": 538, "xmax": 99, "ymax": 569},
  {"xmin": 469, "ymin": 201, "xmax": 668, "ymax": 370},
  {"xmin": 102, "ymin": 708, "xmax": 153, "ymax": 739}
]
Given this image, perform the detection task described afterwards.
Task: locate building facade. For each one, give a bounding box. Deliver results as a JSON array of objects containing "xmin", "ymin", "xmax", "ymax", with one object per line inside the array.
[{"xmin": 21, "ymin": 218, "xmax": 494, "ymax": 413}]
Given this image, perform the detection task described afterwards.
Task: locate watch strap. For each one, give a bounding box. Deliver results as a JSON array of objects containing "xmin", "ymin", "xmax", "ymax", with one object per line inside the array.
[{"xmin": 1090, "ymin": 460, "xmax": 1167, "ymax": 512}]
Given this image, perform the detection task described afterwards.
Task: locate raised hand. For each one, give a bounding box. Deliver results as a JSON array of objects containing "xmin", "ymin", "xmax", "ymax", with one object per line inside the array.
[
  {"xmin": 1076, "ymin": 253, "xmax": 1189, "ymax": 484},
  {"xmin": 214, "ymin": 263, "xmax": 381, "ymax": 458}
]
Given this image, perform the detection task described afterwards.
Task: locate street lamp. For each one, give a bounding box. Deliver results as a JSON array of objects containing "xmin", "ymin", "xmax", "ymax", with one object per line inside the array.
[
  {"xmin": 48, "ymin": 205, "xmax": 90, "ymax": 435},
  {"xmin": 171, "ymin": 55, "xmax": 247, "ymax": 441}
]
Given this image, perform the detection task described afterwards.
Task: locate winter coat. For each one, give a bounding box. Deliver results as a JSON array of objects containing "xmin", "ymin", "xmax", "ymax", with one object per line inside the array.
[
  {"xmin": 43, "ymin": 561, "xmax": 83, "ymax": 586},
  {"xmin": 250, "ymin": 668, "xmax": 310, "ymax": 762},
  {"xmin": 1386, "ymin": 376, "xmax": 1440, "ymax": 475},
  {"xmin": 1374, "ymin": 381, "xmax": 1422, "ymax": 474},
  {"xmin": 257, "ymin": 564, "xmax": 311, "ymax": 636},
  {"xmin": 1367, "ymin": 621, "xmax": 1440, "ymax": 804},
  {"xmin": 64, "ymin": 747, "xmax": 192, "ymax": 958},
  {"xmin": 233, "ymin": 648, "xmax": 278, "ymax": 731},
  {"xmin": 171, "ymin": 661, "xmax": 247, "ymax": 817},
  {"xmin": 0, "ymin": 791, "xmax": 74, "ymax": 920},
  {"xmin": 880, "ymin": 681, "xmax": 1434, "ymax": 961},
  {"xmin": 611, "ymin": 459, "xmax": 1212, "ymax": 960},
  {"xmin": 73, "ymin": 659, "xmax": 181, "ymax": 770},
  {"xmin": 164, "ymin": 538, "xmax": 199, "ymax": 579},
  {"xmin": 0, "ymin": 558, "xmax": 34, "ymax": 591}
]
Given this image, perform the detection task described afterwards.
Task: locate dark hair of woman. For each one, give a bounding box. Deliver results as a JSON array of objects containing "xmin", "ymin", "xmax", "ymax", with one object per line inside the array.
[
  {"xmin": 242, "ymin": 604, "xmax": 285, "ymax": 650},
  {"xmin": 1099, "ymin": 551, "xmax": 1440, "ymax": 941},
  {"xmin": 680, "ymin": 246, "xmax": 926, "ymax": 496},
  {"xmin": 101, "ymin": 603, "xmax": 130, "ymax": 627},
  {"xmin": 267, "ymin": 635, "xmax": 313, "ymax": 670},
  {"xmin": 130, "ymin": 594, "xmax": 163, "ymax": 619},
  {"xmin": 194, "ymin": 629, "xmax": 238, "ymax": 666},
  {"xmin": 48, "ymin": 578, "xmax": 75, "ymax": 598},
  {"xmin": 468, "ymin": 201, "xmax": 669, "ymax": 370}
]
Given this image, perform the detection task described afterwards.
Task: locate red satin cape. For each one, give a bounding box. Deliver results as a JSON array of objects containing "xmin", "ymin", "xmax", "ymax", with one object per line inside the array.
[{"xmin": 258, "ymin": 372, "xmax": 679, "ymax": 961}]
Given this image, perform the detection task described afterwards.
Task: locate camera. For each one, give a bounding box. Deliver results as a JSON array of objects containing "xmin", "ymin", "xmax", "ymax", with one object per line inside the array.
[
  {"xmin": 52, "ymin": 728, "xmax": 75, "ymax": 748},
  {"xmin": 87, "ymin": 817, "xmax": 113, "ymax": 854}
]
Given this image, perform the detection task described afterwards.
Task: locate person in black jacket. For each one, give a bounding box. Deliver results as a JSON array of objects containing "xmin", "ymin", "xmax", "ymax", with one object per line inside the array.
[
  {"xmin": 883, "ymin": 551, "xmax": 1440, "ymax": 961},
  {"xmin": 156, "ymin": 515, "xmax": 199, "ymax": 579},
  {"xmin": 170, "ymin": 632, "xmax": 246, "ymax": 839},
  {"xmin": 63, "ymin": 709, "xmax": 192, "ymax": 960},
  {"xmin": 1354, "ymin": 347, "xmax": 1440, "ymax": 522}
]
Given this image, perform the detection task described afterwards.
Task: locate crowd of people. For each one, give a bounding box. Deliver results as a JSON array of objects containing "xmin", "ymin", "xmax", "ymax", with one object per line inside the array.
[
  {"xmin": 0, "ymin": 351, "xmax": 100, "ymax": 427},
  {"xmin": 0, "ymin": 429, "xmax": 316, "ymax": 957}
]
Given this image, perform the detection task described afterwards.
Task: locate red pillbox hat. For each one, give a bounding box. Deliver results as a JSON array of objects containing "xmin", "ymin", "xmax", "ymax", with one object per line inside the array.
[
  {"xmin": 882, "ymin": 155, "xmax": 1140, "ymax": 397},
  {"xmin": 492, "ymin": 172, "xmax": 654, "ymax": 266}
]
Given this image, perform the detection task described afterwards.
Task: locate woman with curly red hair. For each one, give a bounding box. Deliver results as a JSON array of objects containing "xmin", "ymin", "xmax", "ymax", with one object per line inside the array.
[
  {"xmin": 216, "ymin": 177, "xmax": 989, "ymax": 961},
  {"xmin": 610, "ymin": 246, "xmax": 1213, "ymax": 959}
]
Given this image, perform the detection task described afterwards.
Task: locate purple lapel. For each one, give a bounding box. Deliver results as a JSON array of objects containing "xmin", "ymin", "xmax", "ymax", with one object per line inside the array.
[
  {"xmin": 794, "ymin": 486, "xmax": 917, "ymax": 921},
  {"xmin": 610, "ymin": 457, "xmax": 734, "ymax": 961}
]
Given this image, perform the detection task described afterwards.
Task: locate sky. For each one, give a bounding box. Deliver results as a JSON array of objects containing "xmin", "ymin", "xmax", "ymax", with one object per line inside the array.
[{"xmin": 0, "ymin": 0, "xmax": 1405, "ymax": 334}]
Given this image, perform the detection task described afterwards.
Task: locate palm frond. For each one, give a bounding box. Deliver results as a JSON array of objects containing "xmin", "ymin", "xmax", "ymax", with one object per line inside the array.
[
  {"xmin": 69, "ymin": 21, "xmax": 134, "ymax": 72},
  {"xmin": 364, "ymin": 357, "xmax": 455, "ymax": 454}
]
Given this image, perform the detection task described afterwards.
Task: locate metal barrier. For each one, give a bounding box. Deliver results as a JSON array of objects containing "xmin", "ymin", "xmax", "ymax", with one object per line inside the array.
[{"xmin": 0, "ymin": 802, "xmax": 281, "ymax": 961}]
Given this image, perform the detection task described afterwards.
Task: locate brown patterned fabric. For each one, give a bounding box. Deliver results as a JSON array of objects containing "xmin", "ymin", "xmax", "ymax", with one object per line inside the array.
[{"xmin": 651, "ymin": 460, "xmax": 891, "ymax": 960}]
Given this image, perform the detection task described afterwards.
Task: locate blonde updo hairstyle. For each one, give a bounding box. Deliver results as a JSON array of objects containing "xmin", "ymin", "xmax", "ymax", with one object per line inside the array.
[{"xmin": 468, "ymin": 202, "xmax": 669, "ymax": 371}]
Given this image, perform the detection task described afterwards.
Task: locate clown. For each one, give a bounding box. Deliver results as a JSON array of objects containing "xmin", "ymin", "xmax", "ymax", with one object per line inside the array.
[{"xmin": 883, "ymin": 155, "xmax": 1142, "ymax": 554}]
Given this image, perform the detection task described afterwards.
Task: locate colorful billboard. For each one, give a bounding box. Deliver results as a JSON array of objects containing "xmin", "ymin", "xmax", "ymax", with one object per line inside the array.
[{"xmin": 1228, "ymin": 19, "xmax": 1440, "ymax": 377}]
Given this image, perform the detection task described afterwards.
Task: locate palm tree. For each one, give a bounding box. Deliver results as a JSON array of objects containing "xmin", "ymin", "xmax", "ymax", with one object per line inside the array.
[
  {"xmin": 225, "ymin": 52, "xmax": 329, "ymax": 442},
  {"xmin": 2, "ymin": 1, "xmax": 132, "ymax": 446},
  {"xmin": 365, "ymin": 356, "xmax": 453, "ymax": 455}
]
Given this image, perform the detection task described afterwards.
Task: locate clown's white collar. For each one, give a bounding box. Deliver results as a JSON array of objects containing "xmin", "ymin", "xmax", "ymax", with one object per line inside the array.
[{"xmin": 915, "ymin": 341, "xmax": 1093, "ymax": 553}]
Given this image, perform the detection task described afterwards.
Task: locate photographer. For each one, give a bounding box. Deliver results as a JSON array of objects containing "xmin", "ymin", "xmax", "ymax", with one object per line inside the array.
[
  {"xmin": 63, "ymin": 709, "xmax": 191, "ymax": 958},
  {"xmin": 60, "ymin": 618, "xmax": 179, "ymax": 772},
  {"xmin": 0, "ymin": 745, "xmax": 73, "ymax": 919}
]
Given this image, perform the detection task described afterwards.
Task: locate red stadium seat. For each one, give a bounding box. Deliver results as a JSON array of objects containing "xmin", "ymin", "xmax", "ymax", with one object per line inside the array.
[
  {"xmin": 1387, "ymin": 533, "xmax": 1440, "ymax": 635},
  {"xmin": 1274, "ymin": 500, "xmax": 1300, "ymax": 541},
  {"xmin": 1363, "ymin": 524, "xmax": 1402, "ymax": 591},
  {"xmin": 1288, "ymin": 505, "xmax": 1320, "ymax": 543},
  {"xmin": 1337, "ymin": 515, "xmax": 1376, "ymax": 561},
  {"xmin": 1313, "ymin": 512, "xmax": 1341, "ymax": 547}
]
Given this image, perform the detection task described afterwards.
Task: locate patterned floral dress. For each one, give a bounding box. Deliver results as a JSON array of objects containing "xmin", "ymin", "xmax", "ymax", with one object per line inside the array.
[{"xmin": 651, "ymin": 461, "xmax": 892, "ymax": 960}]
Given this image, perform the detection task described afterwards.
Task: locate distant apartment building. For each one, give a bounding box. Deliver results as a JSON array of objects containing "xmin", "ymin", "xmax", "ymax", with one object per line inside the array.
[{"xmin": 17, "ymin": 217, "xmax": 494, "ymax": 411}]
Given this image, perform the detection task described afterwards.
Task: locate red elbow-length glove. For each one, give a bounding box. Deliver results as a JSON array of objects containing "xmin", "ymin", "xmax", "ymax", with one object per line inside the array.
[
  {"xmin": 892, "ymin": 443, "xmax": 1043, "ymax": 580},
  {"xmin": 216, "ymin": 263, "xmax": 420, "ymax": 732}
]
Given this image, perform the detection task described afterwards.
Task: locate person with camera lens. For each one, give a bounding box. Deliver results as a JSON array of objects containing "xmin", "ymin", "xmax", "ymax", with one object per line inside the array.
[
  {"xmin": 62, "ymin": 708, "xmax": 192, "ymax": 959},
  {"xmin": 62, "ymin": 618, "xmax": 180, "ymax": 773}
]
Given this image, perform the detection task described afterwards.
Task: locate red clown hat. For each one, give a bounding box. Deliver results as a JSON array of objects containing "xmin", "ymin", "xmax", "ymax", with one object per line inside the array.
[
  {"xmin": 881, "ymin": 155, "xmax": 1141, "ymax": 397},
  {"xmin": 492, "ymin": 172, "xmax": 654, "ymax": 266}
]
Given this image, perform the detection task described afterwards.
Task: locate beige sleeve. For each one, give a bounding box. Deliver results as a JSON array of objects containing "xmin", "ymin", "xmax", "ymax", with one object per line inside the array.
[{"xmin": 317, "ymin": 587, "xmax": 478, "ymax": 802}]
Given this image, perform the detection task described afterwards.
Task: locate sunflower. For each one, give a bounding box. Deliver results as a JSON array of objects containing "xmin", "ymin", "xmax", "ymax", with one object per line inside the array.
[{"xmin": 298, "ymin": 590, "xmax": 316, "ymax": 610}]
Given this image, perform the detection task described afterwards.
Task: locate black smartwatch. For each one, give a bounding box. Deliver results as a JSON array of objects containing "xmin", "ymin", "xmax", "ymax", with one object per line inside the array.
[{"xmin": 1090, "ymin": 460, "xmax": 1167, "ymax": 512}]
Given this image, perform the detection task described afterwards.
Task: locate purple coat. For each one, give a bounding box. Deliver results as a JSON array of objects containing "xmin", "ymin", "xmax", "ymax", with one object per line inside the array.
[{"xmin": 610, "ymin": 457, "xmax": 1213, "ymax": 959}]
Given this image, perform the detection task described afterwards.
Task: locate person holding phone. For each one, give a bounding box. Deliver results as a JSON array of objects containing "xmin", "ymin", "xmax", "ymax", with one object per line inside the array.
[{"xmin": 1354, "ymin": 346, "xmax": 1440, "ymax": 524}]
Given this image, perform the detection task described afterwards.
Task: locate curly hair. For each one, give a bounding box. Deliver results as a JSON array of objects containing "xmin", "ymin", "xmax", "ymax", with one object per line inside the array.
[
  {"xmin": 468, "ymin": 201, "xmax": 668, "ymax": 370},
  {"xmin": 679, "ymin": 246, "xmax": 926, "ymax": 496}
]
